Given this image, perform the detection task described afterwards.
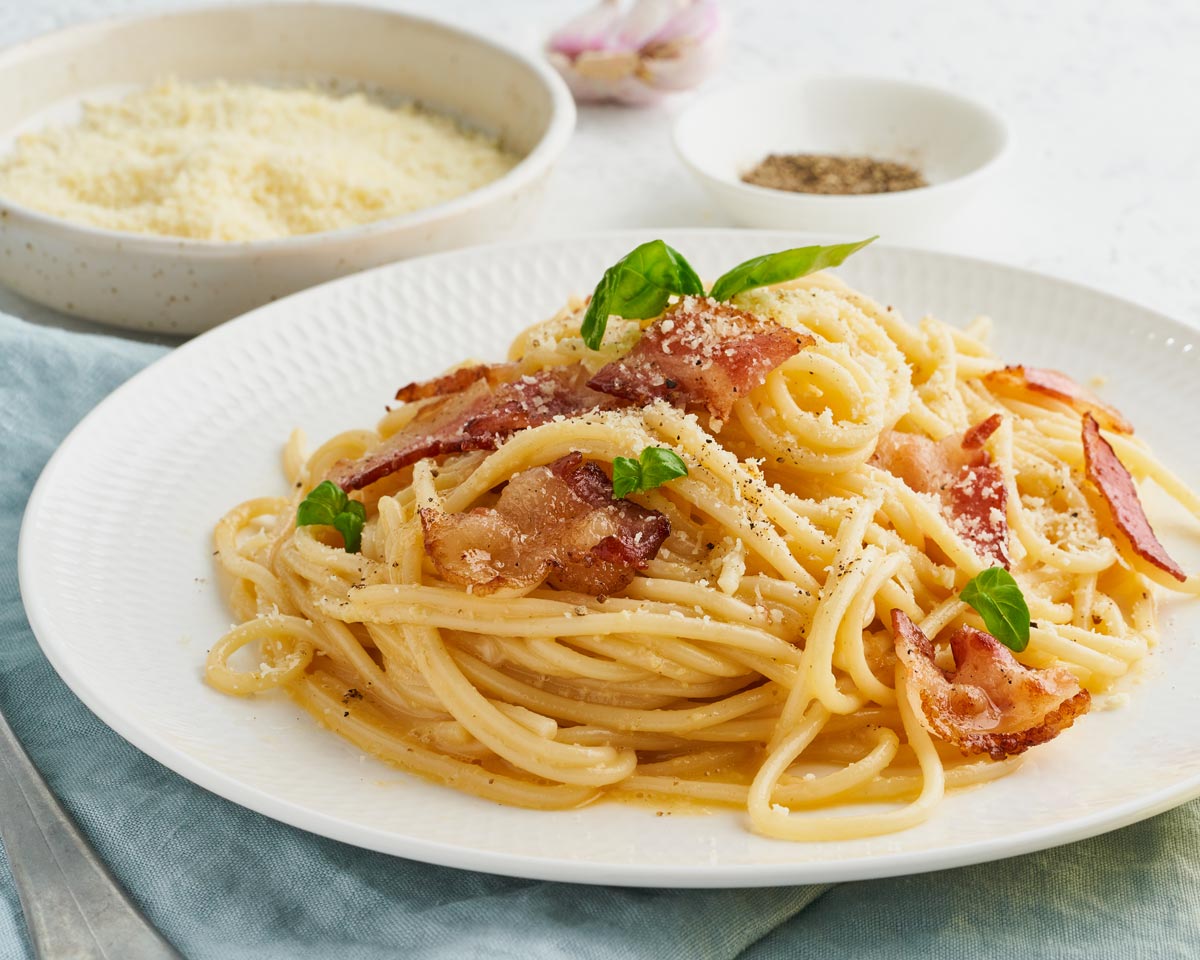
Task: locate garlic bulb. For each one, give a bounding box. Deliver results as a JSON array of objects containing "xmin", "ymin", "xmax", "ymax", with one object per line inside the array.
[{"xmin": 547, "ymin": 0, "xmax": 724, "ymax": 106}]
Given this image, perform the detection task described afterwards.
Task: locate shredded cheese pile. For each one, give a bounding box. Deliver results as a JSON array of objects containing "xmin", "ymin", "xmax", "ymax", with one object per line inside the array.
[{"xmin": 0, "ymin": 79, "xmax": 518, "ymax": 241}]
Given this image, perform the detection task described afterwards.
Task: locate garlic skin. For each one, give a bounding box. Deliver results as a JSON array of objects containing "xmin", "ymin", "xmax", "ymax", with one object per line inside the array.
[{"xmin": 547, "ymin": 0, "xmax": 725, "ymax": 106}]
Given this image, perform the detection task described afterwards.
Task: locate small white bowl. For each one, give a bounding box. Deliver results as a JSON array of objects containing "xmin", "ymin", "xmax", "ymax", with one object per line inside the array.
[
  {"xmin": 673, "ymin": 75, "xmax": 1008, "ymax": 241},
  {"xmin": 0, "ymin": 3, "xmax": 575, "ymax": 334}
]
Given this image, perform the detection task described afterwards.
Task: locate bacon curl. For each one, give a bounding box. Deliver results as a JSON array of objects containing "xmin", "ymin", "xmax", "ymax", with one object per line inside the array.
[
  {"xmin": 420, "ymin": 452, "xmax": 670, "ymax": 596},
  {"xmin": 1081, "ymin": 413, "xmax": 1185, "ymax": 581},
  {"xmin": 586, "ymin": 298, "xmax": 813, "ymax": 421},
  {"xmin": 984, "ymin": 365, "xmax": 1133, "ymax": 434},
  {"xmin": 892, "ymin": 610, "xmax": 1090, "ymax": 760},
  {"xmin": 961, "ymin": 412, "xmax": 1003, "ymax": 450},
  {"xmin": 393, "ymin": 363, "xmax": 517, "ymax": 403},
  {"xmin": 871, "ymin": 416, "xmax": 1010, "ymax": 567},
  {"xmin": 330, "ymin": 365, "xmax": 623, "ymax": 491}
]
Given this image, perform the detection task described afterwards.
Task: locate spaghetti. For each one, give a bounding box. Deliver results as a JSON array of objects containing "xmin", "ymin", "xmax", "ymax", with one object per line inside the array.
[{"xmin": 208, "ymin": 265, "xmax": 1199, "ymax": 840}]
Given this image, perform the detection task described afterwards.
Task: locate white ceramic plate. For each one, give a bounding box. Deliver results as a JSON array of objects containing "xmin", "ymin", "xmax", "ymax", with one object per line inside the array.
[{"xmin": 19, "ymin": 230, "xmax": 1200, "ymax": 887}]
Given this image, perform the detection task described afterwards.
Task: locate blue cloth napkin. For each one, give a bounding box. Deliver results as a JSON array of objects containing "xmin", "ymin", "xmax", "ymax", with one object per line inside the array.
[{"xmin": 1, "ymin": 312, "xmax": 1198, "ymax": 959}]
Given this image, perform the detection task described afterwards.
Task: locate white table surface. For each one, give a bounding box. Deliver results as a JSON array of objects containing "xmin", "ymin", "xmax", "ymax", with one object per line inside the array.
[{"xmin": 3, "ymin": 0, "xmax": 1198, "ymax": 339}]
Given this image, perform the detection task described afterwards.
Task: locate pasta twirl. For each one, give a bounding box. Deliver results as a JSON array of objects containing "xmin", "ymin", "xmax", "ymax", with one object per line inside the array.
[{"xmin": 208, "ymin": 271, "xmax": 1197, "ymax": 840}]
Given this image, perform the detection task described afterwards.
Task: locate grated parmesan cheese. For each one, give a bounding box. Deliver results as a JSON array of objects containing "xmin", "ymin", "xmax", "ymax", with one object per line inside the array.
[{"xmin": 0, "ymin": 78, "xmax": 518, "ymax": 241}]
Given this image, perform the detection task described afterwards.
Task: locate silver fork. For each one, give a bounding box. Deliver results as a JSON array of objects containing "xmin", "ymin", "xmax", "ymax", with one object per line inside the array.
[{"xmin": 0, "ymin": 707, "xmax": 183, "ymax": 959}]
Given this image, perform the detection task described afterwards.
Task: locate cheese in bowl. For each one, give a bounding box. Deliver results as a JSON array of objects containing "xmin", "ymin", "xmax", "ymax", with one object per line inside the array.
[{"xmin": 0, "ymin": 79, "xmax": 519, "ymax": 242}]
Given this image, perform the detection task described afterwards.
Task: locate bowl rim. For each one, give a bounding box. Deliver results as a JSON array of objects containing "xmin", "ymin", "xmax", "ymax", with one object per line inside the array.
[
  {"xmin": 0, "ymin": 0, "xmax": 576, "ymax": 255},
  {"xmin": 672, "ymin": 73, "xmax": 1010, "ymax": 205}
]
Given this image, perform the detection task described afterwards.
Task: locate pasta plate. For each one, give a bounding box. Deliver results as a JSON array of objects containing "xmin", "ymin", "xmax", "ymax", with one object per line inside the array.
[{"xmin": 19, "ymin": 230, "xmax": 1200, "ymax": 886}]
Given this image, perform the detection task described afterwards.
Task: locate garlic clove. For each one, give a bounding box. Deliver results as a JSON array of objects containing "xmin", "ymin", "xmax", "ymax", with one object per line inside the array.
[
  {"xmin": 547, "ymin": 0, "xmax": 724, "ymax": 106},
  {"xmin": 549, "ymin": 51, "xmax": 658, "ymax": 106},
  {"xmin": 614, "ymin": 0, "xmax": 688, "ymax": 49},
  {"xmin": 573, "ymin": 49, "xmax": 641, "ymax": 82},
  {"xmin": 644, "ymin": 0, "xmax": 721, "ymax": 47},
  {"xmin": 641, "ymin": 23, "xmax": 725, "ymax": 91},
  {"xmin": 547, "ymin": 0, "xmax": 623, "ymax": 58}
]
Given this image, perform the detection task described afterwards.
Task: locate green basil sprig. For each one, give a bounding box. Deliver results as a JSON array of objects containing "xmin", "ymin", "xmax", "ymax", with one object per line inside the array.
[
  {"xmin": 707, "ymin": 237, "xmax": 877, "ymax": 302},
  {"xmin": 297, "ymin": 480, "xmax": 366, "ymax": 554},
  {"xmin": 959, "ymin": 567, "xmax": 1031, "ymax": 652},
  {"xmin": 581, "ymin": 240, "xmax": 705, "ymax": 350},
  {"xmin": 581, "ymin": 237, "xmax": 876, "ymax": 350},
  {"xmin": 611, "ymin": 447, "xmax": 689, "ymax": 499}
]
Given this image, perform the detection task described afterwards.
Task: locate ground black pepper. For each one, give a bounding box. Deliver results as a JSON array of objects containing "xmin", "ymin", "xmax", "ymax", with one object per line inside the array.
[{"xmin": 742, "ymin": 153, "xmax": 927, "ymax": 195}]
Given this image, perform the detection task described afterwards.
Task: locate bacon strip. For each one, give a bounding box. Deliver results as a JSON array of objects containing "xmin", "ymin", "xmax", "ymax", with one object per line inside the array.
[
  {"xmin": 984, "ymin": 365, "xmax": 1133, "ymax": 434},
  {"xmin": 394, "ymin": 363, "xmax": 517, "ymax": 403},
  {"xmin": 329, "ymin": 365, "xmax": 624, "ymax": 491},
  {"xmin": 892, "ymin": 610, "xmax": 1090, "ymax": 760},
  {"xmin": 871, "ymin": 417, "xmax": 1010, "ymax": 567},
  {"xmin": 421, "ymin": 452, "xmax": 670, "ymax": 596},
  {"xmin": 586, "ymin": 297, "xmax": 813, "ymax": 421},
  {"xmin": 961, "ymin": 412, "xmax": 1002, "ymax": 450},
  {"xmin": 1081, "ymin": 413, "xmax": 1185, "ymax": 581}
]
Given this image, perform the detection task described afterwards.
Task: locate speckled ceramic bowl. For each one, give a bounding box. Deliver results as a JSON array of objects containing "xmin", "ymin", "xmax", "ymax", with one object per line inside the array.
[{"xmin": 0, "ymin": 3, "xmax": 575, "ymax": 334}]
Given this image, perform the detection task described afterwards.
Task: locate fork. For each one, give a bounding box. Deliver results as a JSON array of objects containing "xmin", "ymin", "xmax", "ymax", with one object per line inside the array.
[{"xmin": 0, "ymin": 707, "xmax": 182, "ymax": 959}]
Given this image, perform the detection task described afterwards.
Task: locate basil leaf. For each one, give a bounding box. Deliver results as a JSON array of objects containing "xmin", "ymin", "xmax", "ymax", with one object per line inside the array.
[
  {"xmin": 297, "ymin": 481, "xmax": 365, "ymax": 554},
  {"xmin": 638, "ymin": 446, "xmax": 689, "ymax": 490},
  {"xmin": 611, "ymin": 456, "xmax": 643, "ymax": 499},
  {"xmin": 707, "ymin": 237, "xmax": 877, "ymax": 303},
  {"xmin": 332, "ymin": 500, "xmax": 366, "ymax": 554},
  {"xmin": 296, "ymin": 480, "xmax": 347, "ymax": 527},
  {"xmin": 959, "ymin": 567, "xmax": 1031, "ymax": 652},
  {"xmin": 581, "ymin": 240, "xmax": 704, "ymax": 350},
  {"xmin": 611, "ymin": 447, "xmax": 689, "ymax": 499}
]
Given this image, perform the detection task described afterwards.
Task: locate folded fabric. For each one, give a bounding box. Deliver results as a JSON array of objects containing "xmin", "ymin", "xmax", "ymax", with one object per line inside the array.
[{"xmin": 0, "ymin": 312, "xmax": 1196, "ymax": 959}]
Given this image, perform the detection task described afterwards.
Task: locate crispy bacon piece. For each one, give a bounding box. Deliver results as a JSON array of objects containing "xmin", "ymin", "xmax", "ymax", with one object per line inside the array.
[
  {"xmin": 871, "ymin": 416, "xmax": 1010, "ymax": 567},
  {"xmin": 984, "ymin": 365, "xmax": 1133, "ymax": 434},
  {"xmin": 330, "ymin": 365, "xmax": 623, "ymax": 491},
  {"xmin": 421, "ymin": 452, "xmax": 670, "ymax": 596},
  {"xmin": 394, "ymin": 363, "xmax": 517, "ymax": 403},
  {"xmin": 892, "ymin": 610, "xmax": 1090, "ymax": 760},
  {"xmin": 586, "ymin": 297, "xmax": 813, "ymax": 421},
  {"xmin": 961, "ymin": 412, "xmax": 1002, "ymax": 450},
  {"xmin": 1081, "ymin": 413, "xmax": 1186, "ymax": 581}
]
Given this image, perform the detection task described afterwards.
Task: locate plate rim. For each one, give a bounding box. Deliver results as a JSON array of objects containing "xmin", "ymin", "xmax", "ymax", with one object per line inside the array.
[{"xmin": 18, "ymin": 228, "xmax": 1200, "ymax": 887}]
